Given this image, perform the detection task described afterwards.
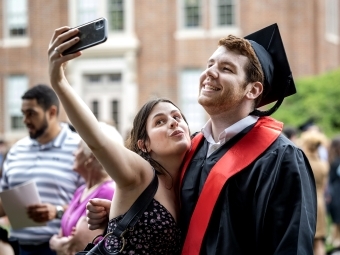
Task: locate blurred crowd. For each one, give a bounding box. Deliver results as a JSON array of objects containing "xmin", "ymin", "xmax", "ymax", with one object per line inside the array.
[
  {"xmin": 283, "ymin": 119, "xmax": 340, "ymax": 255},
  {"xmin": 0, "ymin": 85, "xmax": 124, "ymax": 255}
]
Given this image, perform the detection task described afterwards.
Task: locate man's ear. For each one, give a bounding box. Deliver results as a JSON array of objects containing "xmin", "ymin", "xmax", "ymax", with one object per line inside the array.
[
  {"xmin": 47, "ymin": 105, "xmax": 58, "ymax": 119},
  {"xmin": 246, "ymin": 81, "xmax": 263, "ymax": 100}
]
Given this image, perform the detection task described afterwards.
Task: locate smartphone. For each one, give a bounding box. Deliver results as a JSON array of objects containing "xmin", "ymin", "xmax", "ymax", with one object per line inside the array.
[{"xmin": 62, "ymin": 17, "xmax": 108, "ymax": 55}]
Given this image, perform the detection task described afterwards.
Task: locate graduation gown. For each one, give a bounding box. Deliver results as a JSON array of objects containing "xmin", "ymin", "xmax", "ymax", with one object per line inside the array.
[{"xmin": 180, "ymin": 121, "xmax": 317, "ymax": 255}]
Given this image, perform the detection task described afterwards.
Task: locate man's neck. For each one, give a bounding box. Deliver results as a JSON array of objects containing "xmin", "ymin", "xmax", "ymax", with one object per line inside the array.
[
  {"xmin": 36, "ymin": 123, "xmax": 62, "ymax": 145},
  {"xmin": 209, "ymin": 110, "xmax": 250, "ymax": 142}
]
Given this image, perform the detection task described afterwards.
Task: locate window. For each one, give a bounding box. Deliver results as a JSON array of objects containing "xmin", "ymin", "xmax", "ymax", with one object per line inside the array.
[
  {"xmin": 75, "ymin": 1, "xmax": 127, "ymax": 33},
  {"xmin": 109, "ymin": 73, "xmax": 122, "ymax": 82},
  {"xmin": 82, "ymin": 72, "xmax": 122, "ymax": 129},
  {"xmin": 108, "ymin": 0, "xmax": 124, "ymax": 31},
  {"xmin": 217, "ymin": 0, "xmax": 235, "ymax": 26},
  {"xmin": 5, "ymin": 0, "xmax": 28, "ymax": 37},
  {"xmin": 6, "ymin": 75, "xmax": 28, "ymax": 130},
  {"xmin": 84, "ymin": 73, "xmax": 122, "ymax": 85},
  {"xmin": 92, "ymin": 100, "xmax": 99, "ymax": 119},
  {"xmin": 77, "ymin": 0, "xmax": 98, "ymax": 24},
  {"xmin": 326, "ymin": 0, "xmax": 339, "ymax": 42},
  {"xmin": 184, "ymin": 0, "xmax": 201, "ymax": 27},
  {"xmin": 111, "ymin": 100, "xmax": 120, "ymax": 130},
  {"xmin": 180, "ymin": 70, "xmax": 206, "ymax": 133},
  {"xmin": 85, "ymin": 74, "xmax": 102, "ymax": 83}
]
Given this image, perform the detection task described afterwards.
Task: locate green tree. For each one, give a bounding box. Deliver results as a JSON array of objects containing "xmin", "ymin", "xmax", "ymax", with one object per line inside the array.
[{"xmin": 272, "ymin": 68, "xmax": 340, "ymax": 137}]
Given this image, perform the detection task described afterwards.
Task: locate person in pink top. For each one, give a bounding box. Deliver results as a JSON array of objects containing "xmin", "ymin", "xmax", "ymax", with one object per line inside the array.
[{"xmin": 49, "ymin": 122, "xmax": 123, "ymax": 255}]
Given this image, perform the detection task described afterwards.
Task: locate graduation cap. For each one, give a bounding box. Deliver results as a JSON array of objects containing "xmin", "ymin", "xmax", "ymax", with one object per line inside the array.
[
  {"xmin": 298, "ymin": 117, "xmax": 316, "ymax": 132},
  {"xmin": 244, "ymin": 23, "xmax": 296, "ymax": 116}
]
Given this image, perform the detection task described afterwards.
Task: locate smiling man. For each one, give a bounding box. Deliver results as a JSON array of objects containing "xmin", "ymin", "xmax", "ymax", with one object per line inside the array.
[
  {"xmin": 179, "ymin": 24, "xmax": 317, "ymax": 255},
  {"xmin": 0, "ymin": 84, "xmax": 83, "ymax": 255}
]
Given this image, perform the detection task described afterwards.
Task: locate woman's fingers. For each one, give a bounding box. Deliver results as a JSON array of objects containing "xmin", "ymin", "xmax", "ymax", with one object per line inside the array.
[
  {"xmin": 86, "ymin": 212, "xmax": 107, "ymax": 230},
  {"xmin": 48, "ymin": 27, "xmax": 83, "ymax": 84},
  {"xmin": 48, "ymin": 26, "xmax": 70, "ymax": 46},
  {"xmin": 86, "ymin": 200, "xmax": 109, "ymax": 230},
  {"xmin": 48, "ymin": 28, "xmax": 79, "ymax": 56},
  {"xmin": 87, "ymin": 198, "xmax": 111, "ymax": 210}
]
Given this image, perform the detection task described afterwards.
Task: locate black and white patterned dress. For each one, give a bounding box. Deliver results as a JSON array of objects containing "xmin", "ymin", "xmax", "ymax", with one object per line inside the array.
[{"xmin": 104, "ymin": 199, "xmax": 181, "ymax": 255}]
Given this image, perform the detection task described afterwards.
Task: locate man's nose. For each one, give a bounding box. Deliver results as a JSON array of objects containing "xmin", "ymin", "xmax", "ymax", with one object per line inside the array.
[
  {"xmin": 205, "ymin": 66, "xmax": 218, "ymax": 79},
  {"xmin": 22, "ymin": 115, "xmax": 28, "ymax": 124}
]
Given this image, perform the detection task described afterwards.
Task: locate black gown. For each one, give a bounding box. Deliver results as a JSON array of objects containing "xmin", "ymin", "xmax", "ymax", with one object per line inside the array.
[
  {"xmin": 180, "ymin": 125, "xmax": 317, "ymax": 255},
  {"xmin": 328, "ymin": 158, "xmax": 340, "ymax": 223}
]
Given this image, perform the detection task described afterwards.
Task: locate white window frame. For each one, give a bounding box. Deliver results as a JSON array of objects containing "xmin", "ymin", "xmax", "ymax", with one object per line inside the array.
[
  {"xmin": 69, "ymin": 0, "xmax": 132, "ymax": 34},
  {"xmin": 183, "ymin": 0, "xmax": 202, "ymax": 28},
  {"xmin": 209, "ymin": 0, "xmax": 240, "ymax": 38},
  {"xmin": 179, "ymin": 69, "xmax": 206, "ymax": 133},
  {"xmin": 1, "ymin": 0, "xmax": 30, "ymax": 47},
  {"xmin": 76, "ymin": 0, "xmax": 99, "ymax": 25},
  {"xmin": 212, "ymin": 0, "xmax": 236, "ymax": 27},
  {"xmin": 175, "ymin": 0, "xmax": 205, "ymax": 39},
  {"xmin": 68, "ymin": 0, "xmax": 137, "ymax": 52},
  {"xmin": 69, "ymin": 57, "xmax": 135, "ymax": 136},
  {"xmin": 175, "ymin": 0, "xmax": 241, "ymax": 39},
  {"xmin": 325, "ymin": 0, "xmax": 339, "ymax": 44},
  {"xmin": 4, "ymin": 75, "xmax": 28, "ymax": 134},
  {"xmin": 107, "ymin": 0, "xmax": 125, "ymax": 32}
]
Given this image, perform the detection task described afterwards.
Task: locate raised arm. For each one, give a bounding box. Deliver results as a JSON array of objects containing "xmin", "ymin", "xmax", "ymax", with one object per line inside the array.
[{"xmin": 47, "ymin": 27, "xmax": 151, "ymax": 188}]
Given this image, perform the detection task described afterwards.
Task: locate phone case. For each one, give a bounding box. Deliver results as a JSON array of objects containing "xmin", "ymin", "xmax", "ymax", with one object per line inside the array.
[{"xmin": 62, "ymin": 17, "xmax": 108, "ymax": 55}]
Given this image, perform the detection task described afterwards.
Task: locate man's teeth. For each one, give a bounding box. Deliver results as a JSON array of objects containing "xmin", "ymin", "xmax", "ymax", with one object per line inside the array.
[{"xmin": 205, "ymin": 85, "xmax": 219, "ymax": 91}]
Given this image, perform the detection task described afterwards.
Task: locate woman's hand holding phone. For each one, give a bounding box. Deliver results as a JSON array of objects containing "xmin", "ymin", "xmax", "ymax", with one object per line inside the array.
[
  {"xmin": 48, "ymin": 18, "xmax": 108, "ymax": 84},
  {"xmin": 47, "ymin": 27, "xmax": 82, "ymax": 86}
]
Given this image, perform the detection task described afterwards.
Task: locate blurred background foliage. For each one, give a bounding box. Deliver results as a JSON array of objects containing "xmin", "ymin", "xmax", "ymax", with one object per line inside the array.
[{"xmin": 272, "ymin": 68, "xmax": 340, "ymax": 138}]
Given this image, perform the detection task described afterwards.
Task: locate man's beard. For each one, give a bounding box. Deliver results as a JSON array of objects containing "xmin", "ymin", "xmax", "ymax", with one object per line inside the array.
[{"xmin": 29, "ymin": 117, "xmax": 48, "ymax": 139}]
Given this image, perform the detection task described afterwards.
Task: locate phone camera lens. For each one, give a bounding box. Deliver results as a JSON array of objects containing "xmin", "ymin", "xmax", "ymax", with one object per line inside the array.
[{"xmin": 94, "ymin": 20, "xmax": 104, "ymax": 30}]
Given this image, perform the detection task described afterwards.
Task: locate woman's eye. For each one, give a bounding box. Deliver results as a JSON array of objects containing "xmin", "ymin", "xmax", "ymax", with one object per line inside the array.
[{"xmin": 156, "ymin": 119, "xmax": 165, "ymax": 125}]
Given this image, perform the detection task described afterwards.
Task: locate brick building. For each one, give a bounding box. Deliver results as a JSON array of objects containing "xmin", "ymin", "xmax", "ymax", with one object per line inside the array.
[{"xmin": 0, "ymin": 0, "xmax": 339, "ymax": 143}]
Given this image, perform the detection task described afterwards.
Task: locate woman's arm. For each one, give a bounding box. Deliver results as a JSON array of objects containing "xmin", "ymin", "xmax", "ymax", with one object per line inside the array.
[{"xmin": 47, "ymin": 27, "xmax": 151, "ymax": 188}]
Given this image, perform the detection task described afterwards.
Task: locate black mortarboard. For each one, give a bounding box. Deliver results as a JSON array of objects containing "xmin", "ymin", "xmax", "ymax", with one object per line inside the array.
[
  {"xmin": 298, "ymin": 118, "xmax": 316, "ymax": 132},
  {"xmin": 244, "ymin": 23, "xmax": 296, "ymax": 116}
]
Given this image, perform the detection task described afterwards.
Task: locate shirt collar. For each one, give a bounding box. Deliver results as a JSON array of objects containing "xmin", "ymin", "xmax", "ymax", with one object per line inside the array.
[{"xmin": 201, "ymin": 115, "xmax": 259, "ymax": 144}]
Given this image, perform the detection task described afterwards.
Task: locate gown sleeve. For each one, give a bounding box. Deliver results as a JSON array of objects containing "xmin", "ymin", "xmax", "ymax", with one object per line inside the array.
[{"xmin": 254, "ymin": 144, "xmax": 317, "ymax": 254}]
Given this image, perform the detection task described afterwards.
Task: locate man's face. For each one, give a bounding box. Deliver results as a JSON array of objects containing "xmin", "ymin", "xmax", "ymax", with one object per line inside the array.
[
  {"xmin": 198, "ymin": 46, "xmax": 250, "ymax": 115},
  {"xmin": 21, "ymin": 99, "xmax": 49, "ymax": 139}
]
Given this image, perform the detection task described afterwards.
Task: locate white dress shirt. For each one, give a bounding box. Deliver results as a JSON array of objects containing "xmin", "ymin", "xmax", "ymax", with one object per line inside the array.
[{"xmin": 201, "ymin": 115, "xmax": 259, "ymax": 158}]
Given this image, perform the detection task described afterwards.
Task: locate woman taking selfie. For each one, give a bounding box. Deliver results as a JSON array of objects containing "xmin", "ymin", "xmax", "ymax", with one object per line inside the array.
[{"xmin": 48, "ymin": 26, "xmax": 191, "ymax": 254}]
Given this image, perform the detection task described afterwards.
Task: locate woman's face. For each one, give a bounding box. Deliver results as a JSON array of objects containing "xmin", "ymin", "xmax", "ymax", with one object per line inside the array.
[
  {"xmin": 72, "ymin": 144, "xmax": 88, "ymax": 173},
  {"xmin": 143, "ymin": 102, "xmax": 191, "ymax": 160}
]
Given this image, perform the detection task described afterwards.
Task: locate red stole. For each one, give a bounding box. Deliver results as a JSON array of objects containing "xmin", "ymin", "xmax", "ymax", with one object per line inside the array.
[{"xmin": 180, "ymin": 116, "xmax": 283, "ymax": 255}]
